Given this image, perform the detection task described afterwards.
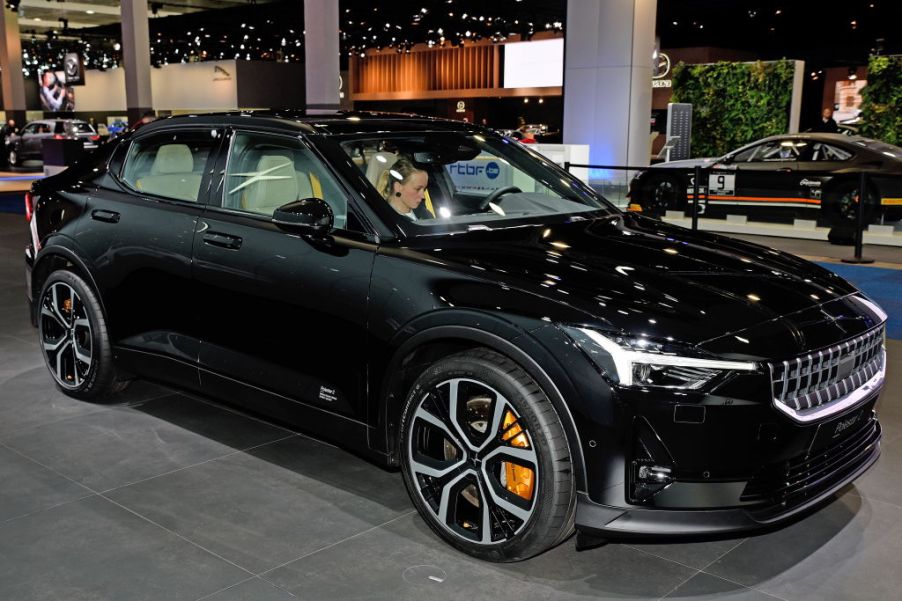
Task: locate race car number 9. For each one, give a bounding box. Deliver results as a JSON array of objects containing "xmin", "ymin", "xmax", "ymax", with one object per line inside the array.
[{"xmin": 708, "ymin": 173, "xmax": 736, "ymax": 196}]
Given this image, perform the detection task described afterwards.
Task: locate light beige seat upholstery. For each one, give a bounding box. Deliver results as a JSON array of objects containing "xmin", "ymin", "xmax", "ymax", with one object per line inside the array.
[
  {"xmin": 134, "ymin": 143, "xmax": 203, "ymax": 202},
  {"xmin": 364, "ymin": 151, "xmax": 398, "ymax": 193},
  {"xmin": 241, "ymin": 153, "xmax": 313, "ymax": 215}
]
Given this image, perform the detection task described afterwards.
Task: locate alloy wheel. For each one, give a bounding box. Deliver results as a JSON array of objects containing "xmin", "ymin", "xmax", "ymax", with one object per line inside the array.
[
  {"xmin": 8, "ymin": 149, "xmax": 17, "ymax": 166},
  {"xmin": 406, "ymin": 378, "xmax": 539, "ymax": 545},
  {"xmin": 40, "ymin": 281, "xmax": 93, "ymax": 389}
]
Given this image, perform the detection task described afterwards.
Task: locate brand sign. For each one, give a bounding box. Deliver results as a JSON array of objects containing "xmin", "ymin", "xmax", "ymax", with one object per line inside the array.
[
  {"xmin": 456, "ymin": 101, "xmax": 466, "ymax": 113},
  {"xmin": 446, "ymin": 158, "xmax": 512, "ymax": 192},
  {"xmin": 213, "ymin": 65, "xmax": 232, "ymax": 81}
]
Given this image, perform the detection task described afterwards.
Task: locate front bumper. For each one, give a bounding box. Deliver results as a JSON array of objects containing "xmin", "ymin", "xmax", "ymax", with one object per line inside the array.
[{"xmin": 576, "ymin": 408, "xmax": 881, "ymax": 538}]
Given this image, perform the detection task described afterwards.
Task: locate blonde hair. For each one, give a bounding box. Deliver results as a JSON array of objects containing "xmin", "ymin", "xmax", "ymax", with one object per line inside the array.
[{"xmin": 378, "ymin": 156, "xmax": 425, "ymax": 200}]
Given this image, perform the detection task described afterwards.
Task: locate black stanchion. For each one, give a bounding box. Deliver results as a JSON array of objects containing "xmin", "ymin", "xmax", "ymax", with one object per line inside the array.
[
  {"xmin": 841, "ymin": 171, "xmax": 875, "ymax": 264},
  {"xmin": 691, "ymin": 165, "xmax": 701, "ymax": 231}
]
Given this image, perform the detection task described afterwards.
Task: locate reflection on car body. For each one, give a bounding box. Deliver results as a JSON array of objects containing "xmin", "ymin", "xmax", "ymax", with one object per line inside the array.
[{"xmin": 24, "ymin": 112, "xmax": 886, "ymax": 561}]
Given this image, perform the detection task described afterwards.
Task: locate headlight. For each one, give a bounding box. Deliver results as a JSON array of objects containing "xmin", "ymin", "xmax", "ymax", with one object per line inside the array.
[{"xmin": 563, "ymin": 326, "xmax": 758, "ymax": 389}]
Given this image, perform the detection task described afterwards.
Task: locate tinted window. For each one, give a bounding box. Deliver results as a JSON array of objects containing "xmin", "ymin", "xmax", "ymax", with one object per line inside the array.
[
  {"xmin": 748, "ymin": 140, "xmax": 803, "ymax": 162},
  {"xmin": 223, "ymin": 131, "xmax": 348, "ymax": 229},
  {"xmin": 120, "ymin": 129, "xmax": 219, "ymax": 203},
  {"xmin": 808, "ymin": 143, "xmax": 853, "ymax": 162},
  {"xmin": 22, "ymin": 124, "xmax": 39, "ymax": 135}
]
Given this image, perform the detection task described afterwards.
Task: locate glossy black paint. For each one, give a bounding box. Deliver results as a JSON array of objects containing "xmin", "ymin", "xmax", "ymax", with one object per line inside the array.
[{"xmin": 25, "ymin": 112, "xmax": 885, "ymax": 540}]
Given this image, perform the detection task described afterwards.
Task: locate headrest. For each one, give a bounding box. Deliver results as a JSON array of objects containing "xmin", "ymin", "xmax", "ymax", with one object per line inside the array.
[
  {"xmin": 151, "ymin": 144, "xmax": 194, "ymax": 174},
  {"xmin": 364, "ymin": 151, "xmax": 398, "ymax": 190},
  {"xmin": 244, "ymin": 153, "xmax": 298, "ymax": 207}
]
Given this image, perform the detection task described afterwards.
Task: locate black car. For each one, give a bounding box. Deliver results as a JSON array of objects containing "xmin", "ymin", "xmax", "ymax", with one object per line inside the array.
[
  {"xmin": 24, "ymin": 113, "xmax": 886, "ymax": 561},
  {"xmin": 631, "ymin": 133, "xmax": 902, "ymax": 224},
  {"xmin": 8, "ymin": 118, "xmax": 100, "ymax": 167}
]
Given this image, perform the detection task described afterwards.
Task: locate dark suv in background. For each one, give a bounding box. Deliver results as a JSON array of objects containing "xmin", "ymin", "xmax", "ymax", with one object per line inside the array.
[
  {"xmin": 23, "ymin": 112, "xmax": 886, "ymax": 561},
  {"xmin": 8, "ymin": 118, "xmax": 100, "ymax": 167}
]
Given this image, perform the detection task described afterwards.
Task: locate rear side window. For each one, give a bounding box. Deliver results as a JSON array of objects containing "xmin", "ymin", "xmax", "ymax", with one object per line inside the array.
[
  {"xmin": 120, "ymin": 130, "xmax": 220, "ymax": 202},
  {"xmin": 223, "ymin": 131, "xmax": 348, "ymax": 229}
]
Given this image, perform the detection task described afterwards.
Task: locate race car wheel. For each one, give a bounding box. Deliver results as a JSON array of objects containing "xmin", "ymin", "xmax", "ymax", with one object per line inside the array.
[
  {"xmin": 822, "ymin": 180, "xmax": 880, "ymax": 225},
  {"xmin": 640, "ymin": 175, "xmax": 685, "ymax": 219}
]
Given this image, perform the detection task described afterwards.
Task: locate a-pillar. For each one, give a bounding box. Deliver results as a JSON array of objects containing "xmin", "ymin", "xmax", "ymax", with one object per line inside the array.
[
  {"xmin": 304, "ymin": 0, "xmax": 339, "ymax": 112},
  {"xmin": 121, "ymin": 0, "xmax": 153, "ymax": 125},
  {"xmin": 0, "ymin": 6, "xmax": 27, "ymax": 128},
  {"xmin": 563, "ymin": 0, "xmax": 657, "ymax": 169}
]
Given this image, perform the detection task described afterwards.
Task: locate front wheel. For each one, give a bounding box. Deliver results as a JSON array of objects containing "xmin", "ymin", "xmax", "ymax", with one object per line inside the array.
[
  {"xmin": 639, "ymin": 175, "xmax": 685, "ymax": 219},
  {"xmin": 38, "ymin": 270, "xmax": 126, "ymax": 400},
  {"xmin": 399, "ymin": 349, "xmax": 575, "ymax": 561},
  {"xmin": 8, "ymin": 147, "xmax": 18, "ymax": 167}
]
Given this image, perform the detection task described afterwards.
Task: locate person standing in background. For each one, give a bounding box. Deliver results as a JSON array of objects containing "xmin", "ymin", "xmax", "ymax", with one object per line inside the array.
[{"xmin": 811, "ymin": 107, "xmax": 840, "ymax": 133}]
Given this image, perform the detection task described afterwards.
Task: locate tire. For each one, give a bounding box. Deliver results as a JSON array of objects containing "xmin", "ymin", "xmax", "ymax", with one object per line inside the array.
[
  {"xmin": 639, "ymin": 174, "xmax": 685, "ymax": 219},
  {"xmin": 399, "ymin": 348, "xmax": 575, "ymax": 561},
  {"xmin": 822, "ymin": 180, "xmax": 879, "ymax": 225},
  {"xmin": 8, "ymin": 147, "xmax": 18, "ymax": 167},
  {"xmin": 37, "ymin": 270, "xmax": 126, "ymax": 400}
]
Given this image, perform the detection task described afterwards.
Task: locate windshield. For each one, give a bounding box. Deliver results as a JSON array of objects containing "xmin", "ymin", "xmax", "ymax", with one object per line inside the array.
[{"xmin": 337, "ymin": 131, "xmax": 617, "ymax": 234}]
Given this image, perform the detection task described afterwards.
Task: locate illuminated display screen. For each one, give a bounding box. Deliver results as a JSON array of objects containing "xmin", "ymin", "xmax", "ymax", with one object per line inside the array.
[{"xmin": 503, "ymin": 38, "xmax": 564, "ymax": 88}]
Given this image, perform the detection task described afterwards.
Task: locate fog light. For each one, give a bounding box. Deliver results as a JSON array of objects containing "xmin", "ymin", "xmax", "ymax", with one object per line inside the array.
[{"xmin": 631, "ymin": 418, "xmax": 675, "ymax": 503}]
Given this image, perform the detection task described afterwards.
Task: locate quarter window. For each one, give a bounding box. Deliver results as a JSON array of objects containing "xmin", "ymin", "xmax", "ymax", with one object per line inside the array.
[
  {"xmin": 223, "ymin": 132, "xmax": 348, "ymax": 229},
  {"xmin": 120, "ymin": 130, "xmax": 219, "ymax": 203}
]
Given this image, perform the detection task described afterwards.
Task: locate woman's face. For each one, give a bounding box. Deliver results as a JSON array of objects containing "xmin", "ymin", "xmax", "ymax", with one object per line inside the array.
[{"xmin": 393, "ymin": 171, "xmax": 428, "ymax": 212}]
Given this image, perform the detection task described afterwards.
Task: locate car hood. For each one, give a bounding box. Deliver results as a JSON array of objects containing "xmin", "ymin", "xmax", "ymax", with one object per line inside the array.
[{"xmin": 403, "ymin": 214, "xmax": 867, "ymax": 357}]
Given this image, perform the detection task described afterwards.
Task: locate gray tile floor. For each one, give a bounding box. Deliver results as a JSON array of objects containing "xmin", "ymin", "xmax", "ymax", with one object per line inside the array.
[{"xmin": 1, "ymin": 212, "xmax": 900, "ymax": 601}]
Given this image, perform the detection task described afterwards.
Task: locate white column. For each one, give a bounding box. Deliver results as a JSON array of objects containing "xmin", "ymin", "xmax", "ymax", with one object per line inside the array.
[
  {"xmin": 0, "ymin": 6, "xmax": 27, "ymax": 125},
  {"xmin": 120, "ymin": 0, "xmax": 153, "ymax": 124},
  {"xmin": 303, "ymin": 0, "xmax": 340, "ymax": 111},
  {"xmin": 563, "ymin": 0, "xmax": 657, "ymax": 168}
]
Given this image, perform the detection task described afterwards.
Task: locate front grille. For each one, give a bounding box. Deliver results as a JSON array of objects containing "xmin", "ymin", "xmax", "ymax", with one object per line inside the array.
[
  {"xmin": 768, "ymin": 326, "xmax": 884, "ymax": 412},
  {"xmin": 742, "ymin": 414, "xmax": 880, "ymax": 519}
]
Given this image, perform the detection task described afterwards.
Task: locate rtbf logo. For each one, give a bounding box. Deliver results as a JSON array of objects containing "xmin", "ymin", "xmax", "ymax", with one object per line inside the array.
[{"xmin": 450, "ymin": 161, "xmax": 501, "ymax": 179}]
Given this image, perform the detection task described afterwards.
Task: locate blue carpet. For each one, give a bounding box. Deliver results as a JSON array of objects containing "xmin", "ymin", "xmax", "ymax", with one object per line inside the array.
[
  {"xmin": 0, "ymin": 192, "xmax": 25, "ymax": 214},
  {"xmin": 816, "ymin": 262, "xmax": 902, "ymax": 340}
]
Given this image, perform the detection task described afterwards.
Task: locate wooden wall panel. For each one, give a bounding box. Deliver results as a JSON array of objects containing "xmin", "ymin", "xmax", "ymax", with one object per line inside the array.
[{"xmin": 351, "ymin": 44, "xmax": 503, "ymax": 97}]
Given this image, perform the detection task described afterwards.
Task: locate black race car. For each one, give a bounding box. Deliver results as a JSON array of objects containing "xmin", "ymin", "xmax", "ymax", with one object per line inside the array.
[
  {"xmin": 24, "ymin": 113, "xmax": 885, "ymax": 561},
  {"xmin": 631, "ymin": 133, "xmax": 902, "ymax": 224}
]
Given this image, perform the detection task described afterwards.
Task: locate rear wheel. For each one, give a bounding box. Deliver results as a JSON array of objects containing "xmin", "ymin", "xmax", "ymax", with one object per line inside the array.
[
  {"xmin": 822, "ymin": 180, "xmax": 880, "ymax": 225},
  {"xmin": 38, "ymin": 270, "xmax": 126, "ymax": 400},
  {"xmin": 399, "ymin": 349, "xmax": 575, "ymax": 561}
]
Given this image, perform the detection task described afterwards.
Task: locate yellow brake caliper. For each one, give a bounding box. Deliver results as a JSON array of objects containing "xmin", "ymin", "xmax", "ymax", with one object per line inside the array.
[{"xmin": 501, "ymin": 410, "xmax": 534, "ymax": 501}]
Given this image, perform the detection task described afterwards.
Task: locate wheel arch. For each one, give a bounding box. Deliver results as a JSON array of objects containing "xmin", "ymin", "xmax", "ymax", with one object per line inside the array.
[
  {"xmin": 30, "ymin": 239, "xmax": 104, "ymax": 326},
  {"xmin": 376, "ymin": 322, "xmax": 588, "ymax": 493}
]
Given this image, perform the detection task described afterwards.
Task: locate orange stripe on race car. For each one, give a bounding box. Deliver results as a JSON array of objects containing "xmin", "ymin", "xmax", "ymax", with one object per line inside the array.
[
  {"xmin": 882, "ymin": 198, "xmax": 902, "ymax": 206},
  {"xmin": 700, "ymin": 194, "xmax": 822, "ymax": 205}
]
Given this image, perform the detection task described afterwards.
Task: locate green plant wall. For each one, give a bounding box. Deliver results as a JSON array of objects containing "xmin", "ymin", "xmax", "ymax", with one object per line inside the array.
[
  {"xmin": 671, "ymin": 60, "xmax": 795, "ymax": 158},
  {"xmin": 859, "ymin": 55, "xmax": 902, "ymax": 146}
]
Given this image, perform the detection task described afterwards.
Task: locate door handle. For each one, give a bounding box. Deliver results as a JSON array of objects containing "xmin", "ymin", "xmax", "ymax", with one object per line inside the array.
[
  {"xmin": 777, "ymin": 167, "xmax": 793, "ymax": 173},
  {"xmin": 203, "ymin": 232, "xmax": 243, "ymax": 250},
  {"xmin": 91, "ymin": 209, "xmax": 120, "ymax": 223}
]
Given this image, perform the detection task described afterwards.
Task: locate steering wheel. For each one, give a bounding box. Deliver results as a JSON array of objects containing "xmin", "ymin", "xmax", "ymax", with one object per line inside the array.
[{"xmin": 477, "ymin": 186, "xmax": 522, "ymax": 212}]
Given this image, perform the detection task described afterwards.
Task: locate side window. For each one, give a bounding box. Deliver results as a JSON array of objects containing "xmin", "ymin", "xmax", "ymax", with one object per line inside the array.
[
  {"xmin": 731, "ymin": 144, "xmax": 759, "ymax": 162},
  {"xmin": 750, "ymin": 140, "xmax": 799, "ymax": 162},
  {"xmin": 810, "ymin": 143, "xmax": 853, "ymax": 162},
  {"xmin": 22, "ymin": 124, "xmax": 38, "ymax": 135},
  {"xmin": 223, "ymin": 132, "xmax": 348, "ymax": 230},
  {"xmin": 120, "ymin": 130, "xmax": 219, "ymax": 203}
]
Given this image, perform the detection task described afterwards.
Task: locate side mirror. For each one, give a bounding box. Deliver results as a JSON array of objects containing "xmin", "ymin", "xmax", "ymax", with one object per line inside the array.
[{"xmin": 272, "ymin": 197, "xmax": 334, "ymax": 233}]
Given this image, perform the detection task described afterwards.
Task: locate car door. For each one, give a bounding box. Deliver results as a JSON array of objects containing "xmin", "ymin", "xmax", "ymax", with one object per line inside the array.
[
  {"xmin": 75, "ymin": 126, "xmax": 222, "ymax": 380},
  {"xmin": 728, "ymin": 139, "xmax": 807, "ymax": 210},
  {"xmin": 192, "ymin": 128, "xmax": 376, "ymax": 423},
  {"xmin": 795, "ymin": 141, "xmax": 855, "ymax": 206},
  {"xmin": 19, "ymin": 123, "xmax": 40, "ymax": 158}
]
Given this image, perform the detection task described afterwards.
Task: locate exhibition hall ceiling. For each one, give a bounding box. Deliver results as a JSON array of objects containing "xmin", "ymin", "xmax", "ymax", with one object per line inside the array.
[{"xmin": 5, "ymin": 0, "xmax": 898, "ymax": 78}]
